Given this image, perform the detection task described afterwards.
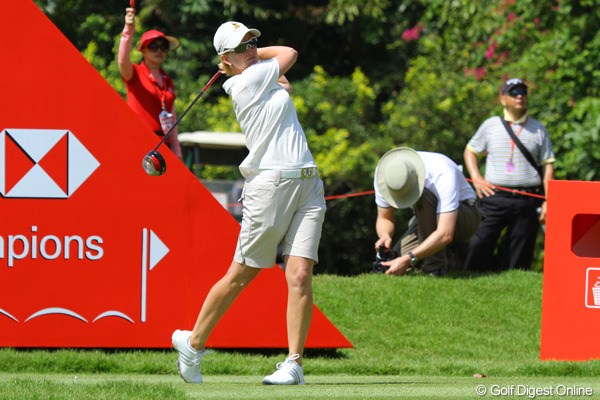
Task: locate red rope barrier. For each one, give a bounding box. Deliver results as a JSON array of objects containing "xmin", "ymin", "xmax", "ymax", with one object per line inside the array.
[
  {"xmin": 487, "ymin": 184, "xmax": 546, "ymax": 199},
  {"xmin": 224, "ymin": 178, "xmax": 544, "ymax": 207},
  {"xmin": 465, "ymin": 178, "xmax": 546, "ymax": 200},
  {"xmin": 325, "ymin": 190, "xmax": 375, "ymax": 201}
]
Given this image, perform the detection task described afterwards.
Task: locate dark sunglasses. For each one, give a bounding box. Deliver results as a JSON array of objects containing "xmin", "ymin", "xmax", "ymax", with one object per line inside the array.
[
  {"xmin": 227, "ymin": 37, "xmax": 258, "ymax": 54},
  {"xmin": 508, "ymin": 87, "xmax": 528, "ymax": 97},
  {"xmin": 147, "ymin": 41, "xmax": 169, "ymax": 52}
]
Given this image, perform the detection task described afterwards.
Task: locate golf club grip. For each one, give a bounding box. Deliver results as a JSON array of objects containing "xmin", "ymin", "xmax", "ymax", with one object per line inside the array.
[
  {"xmin": 153, "ymin": 70, "xmax": 222, "ymax": 151},
  {"xmin": 202, "ymin": 70, "xmax": 222, "ymax": 92},
  {"xmin": 130, "ymin": 0, "xmax": 135, "ymax": 9}
]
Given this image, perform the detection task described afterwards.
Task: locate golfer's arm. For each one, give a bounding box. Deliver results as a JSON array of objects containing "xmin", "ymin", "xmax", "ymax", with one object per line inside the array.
[{"xmin": 257, "ymin": 46, "xmax": 297, "ymax": 76}]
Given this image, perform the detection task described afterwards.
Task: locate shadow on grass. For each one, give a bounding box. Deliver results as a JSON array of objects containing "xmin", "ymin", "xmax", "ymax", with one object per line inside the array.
[
  {"xmin": 8, "ymin": 348, "xmax": 172, "ymax": 354},
  {"xmin": 212, "ymin": 348, "xmax": 348, "ymax": 360},
  {"xmin": 6, "ymin": 347, "xmax": 348, "ymax": 360},
  {"xmin": 310, "ymin": 380, "xmax": 434, "ymax": 386}
]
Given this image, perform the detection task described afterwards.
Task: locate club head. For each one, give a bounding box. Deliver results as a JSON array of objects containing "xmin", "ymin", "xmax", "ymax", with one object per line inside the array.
[{"xmin": 142, "ymin": 150, "xmax": 166, "ymax": 176}]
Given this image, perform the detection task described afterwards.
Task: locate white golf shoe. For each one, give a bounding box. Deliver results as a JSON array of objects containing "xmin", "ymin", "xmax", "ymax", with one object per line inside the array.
[
  {"xmin": 262, "ymin": 354, "xmax": 305, "ymax": 385},
  {"xmin": 171, "ymin": 329, "xmax": 205, "ymax": 384}
]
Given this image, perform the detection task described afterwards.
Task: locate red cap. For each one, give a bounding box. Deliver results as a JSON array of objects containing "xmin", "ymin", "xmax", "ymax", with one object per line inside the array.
[{"xmin": 136, "ymin": 30, "xmax": 180, "ymax": 51}]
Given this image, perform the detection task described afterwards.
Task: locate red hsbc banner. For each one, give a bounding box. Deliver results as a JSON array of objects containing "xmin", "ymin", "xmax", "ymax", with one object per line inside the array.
[
  {"xmin": 0, "ymin": 0, "xmax": 351, "ymax": 349},
  {"xmin": 541, "ymin": 180, "xmax": 600, "ymax": 360}
]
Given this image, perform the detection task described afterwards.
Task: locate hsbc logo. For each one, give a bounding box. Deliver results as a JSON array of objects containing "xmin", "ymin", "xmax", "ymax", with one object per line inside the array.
[{"xmin": 0, "ymin": 128, "xmax": 100, "ymax": 198}]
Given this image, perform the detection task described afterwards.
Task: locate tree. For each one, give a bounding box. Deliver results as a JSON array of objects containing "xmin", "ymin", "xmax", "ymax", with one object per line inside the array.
[{"xmin": 36, "ymin": 0, "xmax": 600, "ymax": 274}]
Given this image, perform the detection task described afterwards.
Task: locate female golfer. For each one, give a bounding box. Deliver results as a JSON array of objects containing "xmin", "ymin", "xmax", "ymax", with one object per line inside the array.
[
  {"xmin": 118, "ymin": 7, "xmax": 182, "ymax": 158},
  {"xmin": 172, "ymin": 21, "xmax": 326, "ymax": 385}
]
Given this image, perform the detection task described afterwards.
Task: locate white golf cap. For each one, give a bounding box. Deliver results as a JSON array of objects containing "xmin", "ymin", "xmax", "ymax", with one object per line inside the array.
[{"xmin": 213, "ymin": 21, "xmax": 261, "ymax": 55}]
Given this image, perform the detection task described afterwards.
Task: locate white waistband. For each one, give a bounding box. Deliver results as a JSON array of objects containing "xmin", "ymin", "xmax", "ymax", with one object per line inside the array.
[
  {"xmin": 279, "ymin": 167, "xmax": 317, "ymax": 179},
  {"xmin": 240, "ymin": 167, "xmax": 318, "ymax": 179}
]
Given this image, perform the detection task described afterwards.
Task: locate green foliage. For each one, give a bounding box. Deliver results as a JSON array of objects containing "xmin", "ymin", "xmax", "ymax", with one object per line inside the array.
[
  {"xmin": 293, "ymin": 67, "xmax": 382, "ymax": 273},
  {"xmin": 380, "ymin": 55, "xmax": 497, "ymax": 163},
  {"xmin": 295, "ymin": 66, "xmax": 379, "ymax": 190},
  {"xmin": 557, "ymin": 98, "xmax": 600, "ymax": 181},
  {"xmin": 36, "ymin": 0, "xmax": 600, "ymax": 275},
  {"xmin": 325, "ymin": 0, "xmax": 391, "ymax": 24}
]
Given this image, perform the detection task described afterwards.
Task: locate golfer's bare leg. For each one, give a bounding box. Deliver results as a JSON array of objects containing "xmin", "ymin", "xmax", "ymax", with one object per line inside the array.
[
  {"xmin": 189, "ymin": 260, "xmax": 261, "ymax": 350},
  {"xmin": 284, "ymin": 255, "xmax": 314, "ymax": 366}
]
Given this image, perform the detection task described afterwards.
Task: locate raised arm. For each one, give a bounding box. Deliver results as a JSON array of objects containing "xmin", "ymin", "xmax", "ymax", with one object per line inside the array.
[
  {"xmin": 118, "ymin": 7, "xmax": 135, "ymax": 82},
  {"xmin": 257, "ymin": 46, "xmax": 298, "ymax": 76}
]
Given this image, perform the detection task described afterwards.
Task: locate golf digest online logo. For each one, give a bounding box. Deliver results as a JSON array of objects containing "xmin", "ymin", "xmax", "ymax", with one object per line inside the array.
[
  {"xmin": 475, "ymin": 384, "xmax": 594, "ymax": 397},
  {"xmin": 0, "ymin": 226, "xmax": 104, "ymax": 267}
]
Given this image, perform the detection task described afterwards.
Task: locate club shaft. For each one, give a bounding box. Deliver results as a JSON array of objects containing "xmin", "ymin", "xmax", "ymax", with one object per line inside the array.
[{"xmin": 152, "ymin": 70, "xmax": 222, "ymax": 152}]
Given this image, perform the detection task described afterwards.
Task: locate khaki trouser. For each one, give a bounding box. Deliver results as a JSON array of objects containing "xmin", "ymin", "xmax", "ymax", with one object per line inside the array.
[{"xmin": 396, "ymin": 189, "xmax": 481, "ymax": 272}]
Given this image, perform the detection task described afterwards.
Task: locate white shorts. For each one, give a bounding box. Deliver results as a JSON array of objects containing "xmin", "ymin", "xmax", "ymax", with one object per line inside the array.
[{"xmin": 234, "ymin": 170, "xmax": 326, "ymax": 268}]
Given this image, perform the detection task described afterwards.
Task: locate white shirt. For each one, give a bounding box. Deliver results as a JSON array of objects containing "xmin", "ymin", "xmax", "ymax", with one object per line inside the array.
[
  {"xmin": 223, "ymin": 59, "xmax": 315, "ymax": 177},
  {"xmin": 374, "ymin": 151, "xmax": 476, "ymax": 213}
]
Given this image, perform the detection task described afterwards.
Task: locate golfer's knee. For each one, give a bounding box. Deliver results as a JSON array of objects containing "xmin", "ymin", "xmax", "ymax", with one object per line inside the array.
[
  {"xmin": 222, "ymin": 262, "xmax": 258, "ymax": 291},
  {"xmin": 287, "ymin": 270, "xmax": 313, "ymax": 296}
]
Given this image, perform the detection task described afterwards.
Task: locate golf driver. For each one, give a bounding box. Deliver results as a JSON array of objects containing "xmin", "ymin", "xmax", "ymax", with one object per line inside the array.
[{"xmin": 142, "ymin": 70, "xmax": 222, "ymax": 176}]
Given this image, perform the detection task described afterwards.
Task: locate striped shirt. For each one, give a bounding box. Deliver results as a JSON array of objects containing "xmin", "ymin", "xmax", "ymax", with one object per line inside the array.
[{"xmin": 467, "ymin": 116, "xmax": 555, "ymax": 187}]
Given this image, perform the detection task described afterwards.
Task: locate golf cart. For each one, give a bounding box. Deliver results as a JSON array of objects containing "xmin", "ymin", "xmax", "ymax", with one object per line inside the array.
[{"xmin": 179, "ymin": 130, "xmax": 247, "ymax": 222}]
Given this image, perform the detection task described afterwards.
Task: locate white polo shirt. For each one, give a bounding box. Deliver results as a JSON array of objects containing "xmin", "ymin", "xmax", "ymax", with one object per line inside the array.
[
  {"xmin": 222, "ymin": 59, "xmax": 316, "ymax": 177},
  {"xmin": 374, "ymin": 151, "xmax": 476, "ymax": 213}
]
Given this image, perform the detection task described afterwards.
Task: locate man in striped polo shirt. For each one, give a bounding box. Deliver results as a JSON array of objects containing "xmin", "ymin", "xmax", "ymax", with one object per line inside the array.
[{"xmin": 463, "ymin": 78, "xmax": 555, "ymax": 271}]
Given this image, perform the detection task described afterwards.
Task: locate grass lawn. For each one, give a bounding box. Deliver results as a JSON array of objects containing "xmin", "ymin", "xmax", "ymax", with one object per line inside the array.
[
  {"xmin": 2, "ymin": 270, "xmax": 600, "ymax": 399},
  {"xmin": 2, "ymin": 374, "xmax": 600, "ymax": 399}
]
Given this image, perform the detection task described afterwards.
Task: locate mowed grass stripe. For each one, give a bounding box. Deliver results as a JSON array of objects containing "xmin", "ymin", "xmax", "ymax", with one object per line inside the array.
[
  {"xmin": 2, "ymin": 271, "xmax": 600, "ymax": 399},
  {"xmin": 2, "ymin": 374, "xmax": 600, "ymax": 399}
]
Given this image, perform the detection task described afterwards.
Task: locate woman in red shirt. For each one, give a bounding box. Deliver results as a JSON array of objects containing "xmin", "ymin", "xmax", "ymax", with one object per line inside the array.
[{"xmin": 118, "ymin": 7, "xmax": 182, "ymax": 158}]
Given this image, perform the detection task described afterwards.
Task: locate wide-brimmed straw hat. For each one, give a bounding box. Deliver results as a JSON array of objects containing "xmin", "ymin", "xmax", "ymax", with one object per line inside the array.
[
  {"xmin": 136, "ymin": 29, "xmax": 180, "ymax": 51},
  {"xmin": 376, "ymin": 147, "xmax": 425, "ymax": 209}
]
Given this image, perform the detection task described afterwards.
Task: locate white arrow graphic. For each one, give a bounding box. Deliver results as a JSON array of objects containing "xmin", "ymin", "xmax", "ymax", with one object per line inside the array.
[
  {"xmin": 149, "ymin": 230, "xmax": 169, "ymax": 271},
  {"xmin": 141, "ymin": 228, "xmax": 170, "ymax": 322}
]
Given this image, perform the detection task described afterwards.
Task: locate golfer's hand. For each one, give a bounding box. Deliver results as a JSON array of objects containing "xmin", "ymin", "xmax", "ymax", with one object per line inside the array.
[
  {"xmin": 471, "ymin": 176, "xmax": 495, "ymax": 198},
  {"xmin": 125, "ymin": 7, "xmax": 135, "ymax": 25},
  {"xmin": 383, "ymin": 257, "xmax": 409, "ymax": 277}
]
